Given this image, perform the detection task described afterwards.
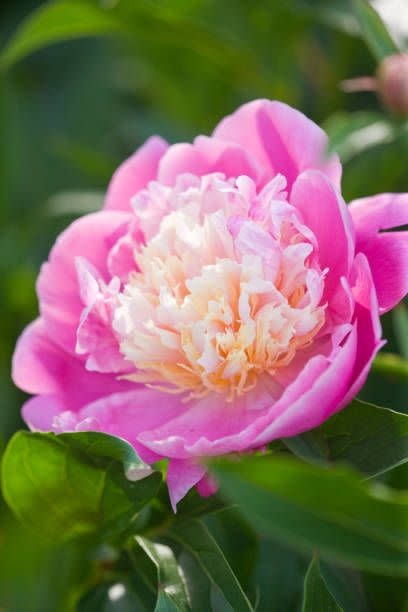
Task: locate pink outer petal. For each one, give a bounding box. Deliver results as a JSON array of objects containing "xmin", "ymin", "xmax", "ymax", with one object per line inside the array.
[
  {"xmin": 340, "ymin": 253, "xmax": 384, "ymax": 408},
  {"xmin": 157, "ymin": 136, "xmax": 262, "ymax": 186},
  {"xmin": 22, "ymin": 395, "xmax": 66, "ymax": 431},
  {"xmin": 77, "ymin": 389, "xmax": 188, "ymax": 463},
  {"xmin": 166, "ymin": 460, "xmax": 206, "ymax": 512},
  {"xmin": 136, "ymin": 325, "xmax": 357, "ymax": 459},
  {"xmin": 290, "ymin": 170, "xmax": 355, "ymax": 299},
  {"xmin": 349, "ymin": 193, "xmax": 408, "ymax": 313},
  {"xmin": 12, "ymin": 319, "xmax": 132, "ymax": 410},
  {"xmin": 213, "ymin": 99, "xmax": 342, "ymax": 190},
  {"xmin": 104, "ymin": 136, "xmax": 168, "ymax": 211},
  {"xmin": 37, "ymin": 210, "xmax": 131, "ymax": 354}
]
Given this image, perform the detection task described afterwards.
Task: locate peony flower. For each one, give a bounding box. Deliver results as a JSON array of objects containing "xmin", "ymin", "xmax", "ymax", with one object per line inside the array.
[{"xmin": 12, "ymin": 100, "xmax": 408, "ymax": 509}]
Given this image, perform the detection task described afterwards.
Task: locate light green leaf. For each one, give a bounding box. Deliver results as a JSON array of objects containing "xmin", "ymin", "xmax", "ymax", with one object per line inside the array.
[
  {"xmin": 1, "ymin": 431, "xmax": 161, "ymax": 542},
  {"xmin": 212, "ymin": 454, "xmax": 408, "ymax": 575},
  {"xmin": 47, "ymin": 191, "xmax": 105, "ymax": 216},
  {"xmin": 0, "ymin": 1, "xmax": 123, "ymax": 69},
  {"xmin": 302, "ymin": 557, "xmax": 343, "ymax": 612},
  {"xmin": 324, "ymin": 112, "xmax": 396, "ymax": 162},
  {"xmin": 136, "ymin": 536, "xmax": 190, "ymax": 612},
  {"xmin": 286, "ymin": 399, "xmax": 408, "ymax": 478},
  {"xmin": 351, "ymin": 0, "xmax": 399, "ymax": 61},
  {"xmin": 167, "ymin": 519, "xmax": 253, "ymax": 611}
]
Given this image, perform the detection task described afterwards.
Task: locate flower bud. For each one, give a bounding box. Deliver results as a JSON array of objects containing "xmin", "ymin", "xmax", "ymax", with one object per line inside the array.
[{"xmin": 377, "ymin": 53, "xmax": 408, "ymax": 116}]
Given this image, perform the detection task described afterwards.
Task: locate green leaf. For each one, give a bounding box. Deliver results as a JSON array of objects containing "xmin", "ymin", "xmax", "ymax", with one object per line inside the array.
[
  {"xmin": 212, "ymin": 454, "xmax": 408, "ymax": 575},
  {"xmin": 393, "ymin": 303, "xmax": 408, "ymax": 361},
  {"xmin": 319, "ymin": 562, "xmax": 368, "ymax": 612},
  {"xmin": 1, "ymin": 431, "xmax": 161, "ymax": 542},
  {"xmin": 204, "ymin": 507, "xmax": 258, "ymax": 590},
  {"xmin": 167, "ymin": 519, "xmax": 253, "ymax": 611},
  {"xmin": 249, "ymin": 538, "xmax": 307, "ymax": 612},
  {"xmin": 324, "ymin": 112, "xmax": 396, "ymax": 163},
  {"xmin": 351, "ymin": 0, "xmax": 399, "ymax": 61},
  {"xmin": 302, "ymin": 557, "xmax": 343, "ymax": 612},
  {"xmin": 136, "ymin": 536, "xmax": 190, "ymax": 611},
  {"xmin": 176, "ymin": 488, "xmax": 227, "ymax": 519},
  {"xmin": 0, "ymin": 1, "xmax": 123, "ymax": 69},
  {"xmin": 286, "ymin": 399, "xmax": 408, "ymax": 478},
  {"xmin": 283, "ymin": 428, "xmax": 329, "ymax": 465},
  {"xmin": 177, "ymin": 551, "xmax": 212, "ymax": 612}
]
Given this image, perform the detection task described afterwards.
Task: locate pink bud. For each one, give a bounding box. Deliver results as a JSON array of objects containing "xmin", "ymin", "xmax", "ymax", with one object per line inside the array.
[{"xmin": 377, "ymin": 53, "xmax": 408, "ymax": 116}]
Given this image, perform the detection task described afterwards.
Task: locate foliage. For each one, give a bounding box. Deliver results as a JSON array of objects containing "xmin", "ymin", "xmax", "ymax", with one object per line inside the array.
[{"xmin": 1, "ymin": 0, "xmax": 408, "ymax": 610}]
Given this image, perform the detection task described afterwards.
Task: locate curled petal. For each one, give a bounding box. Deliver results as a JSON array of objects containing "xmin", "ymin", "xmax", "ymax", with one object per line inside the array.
[
  {"xmin": 290, "ymin": 170, "xmax": 355, "ymax": 299},
  {"xmin": 350, "ymin": 193, "xmax": 408, "ymax": 313},
  {"xmin": 166, "ymin": 459, "xmax": 206, "ymax": 512},
  {"xmin": 12, "ymin": 319, "xmax": 132, "ymax": 409},
  {"xmin": 37, "ymin": 211, "xmax": 131, "ymax": 353},
  {"xmin": 340, "ymin": 253, "xmax": 384, "ymax": 407}
]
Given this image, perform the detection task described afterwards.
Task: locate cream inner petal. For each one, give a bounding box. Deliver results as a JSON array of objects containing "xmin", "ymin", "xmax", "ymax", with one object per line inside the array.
[{"xmin": 113, "ymin": 174, "xmax": 326, "ymax": 401}]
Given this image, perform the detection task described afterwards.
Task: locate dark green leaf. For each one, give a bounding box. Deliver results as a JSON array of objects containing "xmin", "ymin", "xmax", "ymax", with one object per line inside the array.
[
  {"xmin": 176, "ymin": 488, "xmax": 228, "ymax": 519},
  {"xmin": 283, "ymin": 429, "xmax": 329, "ymax": 465},
  {"xmin": 77, "ymin": 580, "xmax": 152, "ymax": 612},
  {"xmin": 136, "ymin": 536, "xmax": 190, "ymax": 611},
  {"xmin": 0, "ymin": 1, "xmax": 123, "ymax": 69},
  {"xmin": 286, "ymin": 399, "xmax": 408, "ymax": 478},
  {"xmin": 204, "ymin": 507, "xmax": 258, "ymax": 590},
  {"xmin": 249, "ymin": 538, "xmax": 307, "ymax": 612},
  {"xmin": 167, "ymin": 519, "xmax": 253, "ymax": 611},
  {"xmin": 212, "ymin": 454, "xmax": 408, "ymax": 574},
  {"xmin": 320, "ymin": 562, "xmax": 368, "ymax": 612},
  {"xmin": 302, "ymin": 557, "xmax": 343, "ymax": 612},
  {"xmin": 1, "ymin": 431, "xmax": 161, "ymax": 542},
  {"xmin": 351, "ymin": 0, "xmax": 399, "ymax": 61},
  {"xmin": 178, "ymin": 551, "xmax": 212, "ymax": 612}
]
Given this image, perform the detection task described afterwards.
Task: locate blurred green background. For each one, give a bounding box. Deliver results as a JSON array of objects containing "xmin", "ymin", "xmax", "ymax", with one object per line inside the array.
[{"xmin": 0, "ymin": 1, "xmax": 407, "ymax": 610}]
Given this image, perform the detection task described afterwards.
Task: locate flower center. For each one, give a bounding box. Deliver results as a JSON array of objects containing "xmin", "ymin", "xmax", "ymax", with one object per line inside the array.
[{"xmin": 113, "ymin": 174, "xmax": 326, "ymax": 401}]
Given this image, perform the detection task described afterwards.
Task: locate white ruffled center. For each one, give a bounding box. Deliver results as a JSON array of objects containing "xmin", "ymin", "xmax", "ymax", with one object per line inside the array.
[{"xmin": 113, "ymin": 174, "xmax": 326, "ymax": 401}]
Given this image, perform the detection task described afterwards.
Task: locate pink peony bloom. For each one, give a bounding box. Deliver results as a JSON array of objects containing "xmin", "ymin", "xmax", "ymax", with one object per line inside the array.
[{"xmin": 12, "ymin": 100, "xmax": 408, "ymax": 509}]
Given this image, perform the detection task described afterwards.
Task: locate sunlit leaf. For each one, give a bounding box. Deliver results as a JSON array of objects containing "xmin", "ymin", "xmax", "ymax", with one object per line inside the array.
[
  {"xmin": 1, "ymin": 431, "xmax": 161, "ymax": 542},
  {"xmin": 136, "ymin": 536, "xmax": 190, "ymax": 611}
]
